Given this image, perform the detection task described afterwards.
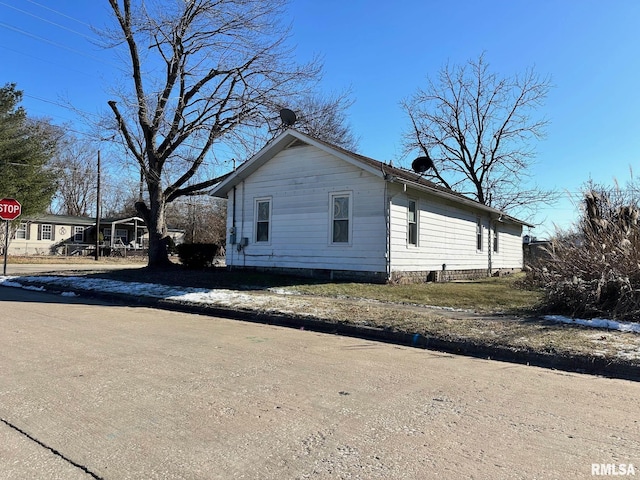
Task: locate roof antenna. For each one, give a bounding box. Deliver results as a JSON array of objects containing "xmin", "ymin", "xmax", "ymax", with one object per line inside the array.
[{"xmin": 279, "ymin": 108, "xmax": 297, "ymax": 127}]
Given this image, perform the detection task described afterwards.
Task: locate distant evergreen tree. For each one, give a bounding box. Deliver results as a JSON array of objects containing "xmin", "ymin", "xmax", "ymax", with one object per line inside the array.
[{"xmin": 0, "ymin": 83, "xmax": 58, "ymax": 217}]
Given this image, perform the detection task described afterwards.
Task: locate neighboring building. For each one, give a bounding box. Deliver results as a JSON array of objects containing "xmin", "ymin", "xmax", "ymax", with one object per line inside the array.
[
  {"xmin": 210, "ymin": 129, "xmax": 533, "ymax": 283},
  {"xmin": 523, "ymin": 235, "xmax": 554, "ymax": 266},
  {"xmin": 8, "ymin": 214, "xmax": 147, "ymax": 256}
]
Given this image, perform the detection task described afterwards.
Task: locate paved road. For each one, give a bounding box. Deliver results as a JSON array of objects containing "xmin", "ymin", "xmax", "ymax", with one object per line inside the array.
[{"xmin": 1, "ymin": 286, "xmax": 639, "ymax": 479}]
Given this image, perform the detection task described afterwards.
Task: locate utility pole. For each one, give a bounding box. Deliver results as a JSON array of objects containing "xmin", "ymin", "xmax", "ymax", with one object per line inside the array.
[{"xmin": 94, "ymin": 150, "xmax": 101, "ymax": 261}]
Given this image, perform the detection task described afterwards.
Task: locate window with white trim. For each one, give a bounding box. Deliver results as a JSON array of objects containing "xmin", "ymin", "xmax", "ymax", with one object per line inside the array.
[
  {"xmin": 331, "ymin": 192, "xmax": 351, "ymax": 244},
  {"xmin": 476, "ymin": 217, "xmax": 483, "ymax": 251},
  {"xmin": 408, "ymin": 199, "xmax": 418, "ymax": 246},
  {"xmin": 74, "ymin": 226, "xmax": 85, "ymax": 242},
  {"xmin": 15, "ymin": 222, "xmax": 27, "ymax": 239},
  {"xmin": 41, "ymin": 224, "xmax": 53, "ymax": 241},
  {"xmin": 493, "ymin": 227, "xmax": 499, "ymax": 253},
  {"xmin": 255, "ymin": 198, "xmax": 271, "ymax": 243}
]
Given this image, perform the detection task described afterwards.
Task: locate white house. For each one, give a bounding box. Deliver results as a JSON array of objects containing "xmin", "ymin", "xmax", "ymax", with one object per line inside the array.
[
  {"xmin": 8, "ymin": 214, "xmax": 148, "ymax": 256},
  {"xmin": 210, "ymin": 129, "xmax": 533, "ymax": 282}
]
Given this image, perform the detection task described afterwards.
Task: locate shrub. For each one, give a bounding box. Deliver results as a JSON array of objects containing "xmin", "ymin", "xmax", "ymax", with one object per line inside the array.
[
  {"xmin": 529, "ymin": 184, "xmax": 640, "ymax": 320},
  {"xmin": 165, "ymin": 236, "xmax": 177, "ymax": 255},
  {"xmin": 176, "ymin": 243, "xmax": 220, "ymax": 269}
]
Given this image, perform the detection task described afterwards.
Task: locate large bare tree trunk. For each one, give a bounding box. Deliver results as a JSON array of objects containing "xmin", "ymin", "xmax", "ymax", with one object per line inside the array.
[
  {"xmin": 136, "ymin": 181, "xmax": 171, "ymax": 268},
  {"xmin": 103, "ymin": 0, "xmax": 323, "ymax": 269}
]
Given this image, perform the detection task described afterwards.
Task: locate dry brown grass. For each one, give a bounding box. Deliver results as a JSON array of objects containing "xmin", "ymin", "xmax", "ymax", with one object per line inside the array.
[
  {"xmin": 19, "ymin": 262, "xmax": 639, "ymax": 368},
  {"xmin": 7, "ymin": 255, "xmax": 147, "ymax": 264}
]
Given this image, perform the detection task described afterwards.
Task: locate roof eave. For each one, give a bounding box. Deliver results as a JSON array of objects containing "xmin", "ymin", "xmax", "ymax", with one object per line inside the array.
[{"xmin": 392, "ymin": 177, "xmax": 534, "ymax": 228}]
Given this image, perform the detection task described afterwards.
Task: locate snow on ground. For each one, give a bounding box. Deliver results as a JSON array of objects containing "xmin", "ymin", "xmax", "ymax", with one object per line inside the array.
[
  {"xmin": 543, "ymin": 315, "xmax": 640, "ymax": 334},
  {"xmin": 0, "ymin": 275, "xmax": 275, "ymax": 309},
  {"xmin": 1, "ymin": 274, "xmax": 640, "ymax": 334}
]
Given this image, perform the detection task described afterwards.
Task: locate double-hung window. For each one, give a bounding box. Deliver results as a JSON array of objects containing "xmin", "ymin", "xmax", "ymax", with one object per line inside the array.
[
  {"xmin": 41, "ymin": 224, "xmax": 53, "ymax": 241},
  {"xmin": 331, "ymin": 192, "xmax": 351, "ymax": 244},
  {"xmin": 493, "ymin": 227, "xmax": 499, "ymax": 253},
  {"xmin": 74, "ymin": 226, "xmax": 85, "ymax": 242},
  {"xmin": 15, "ymin": 222, "xmax": 27, "ymax": 239},
  {"xmin": 476, "ymin": 217, "xmax": 483, "ymax": 251},
  {"xmin": 408, "ymin": 199, "xmax": 418, "ymax": 246},
  {"xmin": 255, "ymin": 198, "xmax": 271, "ymax": 243}
]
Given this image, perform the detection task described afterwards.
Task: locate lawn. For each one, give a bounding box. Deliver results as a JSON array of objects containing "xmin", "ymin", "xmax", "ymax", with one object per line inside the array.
[
  {"xmin": 7, "ymin": 259, "xmax": 640, "ymax": 374},
  {"xmin": 289, "ymin": 274, "xmax": 543, "ymax": 314},
  {"xmin": 6, "ymin": 256, "xmax": 541, "ymax": 314}
]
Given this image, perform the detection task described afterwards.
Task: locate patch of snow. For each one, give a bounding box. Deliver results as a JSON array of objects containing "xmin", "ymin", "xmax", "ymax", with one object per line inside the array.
[
  {"xmin": 268, "ymin": 287, "xmax": 298, "ymax": 295},
  {"xmin": 3, "ymin": 274, "xmax": 640, "ymax": 336},
  {"xmin": 22, "ymin": 285, "xmax": 46, "ymax": 292},
  {"xmin": 0, "ymin": 275, "xmax": 279, "ymax": 309},
  {"xmin": 544, "ymin": 315, "xmax": 640, "ymax": 334},
  {"xmin": 0, "ymin": 278, "xmax": 27, "ymax": 288}
]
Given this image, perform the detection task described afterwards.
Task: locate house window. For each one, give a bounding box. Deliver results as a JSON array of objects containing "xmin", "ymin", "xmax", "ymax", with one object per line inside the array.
[
  {"xmin": 408, "ymin": 199, "xmax": 418, "ymax": 246},
  {"xmin": 15, "ymin": 222, "xmax": 27, "ymax": 239},
  {"xmin": 476, "ymin": 217, "xmax": 483, "ymax": 251},
  {"xmin": 255, "ymin": 198, "xmax": 271, "ymax": 243},
  {"xmin": 115, "ymin": 229, "xmax": 128, "ymax": 244},
  {"xmin": 74, "ymin": 226, "xmax": 85, "ymax": 242},
  {"xmin": 331, "ymin": 193, "xmax": 351, "ymax": 244},
  {"xmin": 104, "ymin": 228, "xmax": 129, "ymax": 245},
  {"xmin": 41, "ymin": 224, "xmax": 53, "ymax": 241},
  {"xmin": 493, "ymin": 227, "xmax": 499, "ymax": 253}
]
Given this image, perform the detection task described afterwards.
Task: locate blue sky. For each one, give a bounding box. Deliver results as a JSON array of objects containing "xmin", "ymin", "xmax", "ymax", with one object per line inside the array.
[{"xmin": 1, "ymin": 0, "xmax": 640, "ymax": 238}]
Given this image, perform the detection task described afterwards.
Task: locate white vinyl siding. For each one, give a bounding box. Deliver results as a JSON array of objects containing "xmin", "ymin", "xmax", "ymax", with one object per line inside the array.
[
  {"xmin": 217, "ymin": 133, "xmax": 525, "ymax": 276},
  {"xmin": 491, "ymin": 222, "xmax": 524, "ymax": 269},
  {"xmin": 388, "ymin": 186, "xmax": 523, "ymax": 273},
  {"xmin": 224, "ymin": 145, "xmax": 387, "ymax": 273}
]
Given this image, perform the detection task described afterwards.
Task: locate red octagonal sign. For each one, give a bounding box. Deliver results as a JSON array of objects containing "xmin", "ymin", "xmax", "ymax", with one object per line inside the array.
[{"xmin": 0, "ymin": 198, "xmax": 22, "ymax": 221}]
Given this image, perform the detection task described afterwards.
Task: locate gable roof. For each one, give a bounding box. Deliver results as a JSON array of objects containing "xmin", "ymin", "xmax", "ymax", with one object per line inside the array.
[{"xmin": 210, "ymin": 129, "xmax": 533, "ymax": 227}]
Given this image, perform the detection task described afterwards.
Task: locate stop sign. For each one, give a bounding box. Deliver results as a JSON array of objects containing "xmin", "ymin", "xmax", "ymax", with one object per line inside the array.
[{"xmin": 0, "ymin": 198, "xmax": 22, "ymax": 221}]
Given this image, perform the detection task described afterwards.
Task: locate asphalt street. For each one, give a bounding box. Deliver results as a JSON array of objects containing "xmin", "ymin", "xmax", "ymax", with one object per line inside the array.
[{"xmin": 1, "ymin": 286, "xmax": 639, "ymax": 479}]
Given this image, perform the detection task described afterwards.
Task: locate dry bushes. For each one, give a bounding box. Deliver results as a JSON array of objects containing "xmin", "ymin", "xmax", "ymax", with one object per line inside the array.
[{"xmin": 530, "ymin": 185, "xmax": 640, "ymax": 320}]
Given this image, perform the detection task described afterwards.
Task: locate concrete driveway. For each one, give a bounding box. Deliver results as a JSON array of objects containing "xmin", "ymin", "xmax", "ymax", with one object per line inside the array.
[{"xmin": 1, "ymin": 286, "xmax": 639, "ymax": 479}]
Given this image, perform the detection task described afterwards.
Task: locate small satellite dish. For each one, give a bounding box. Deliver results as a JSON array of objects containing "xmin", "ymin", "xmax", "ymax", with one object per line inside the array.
[
  {"xmin": 279, "ymin": 108, "xmax": 297, "ymax": 127},
  {"xmin": 411, "ymin": 155, "xmax": 433, "ymax": 174}
]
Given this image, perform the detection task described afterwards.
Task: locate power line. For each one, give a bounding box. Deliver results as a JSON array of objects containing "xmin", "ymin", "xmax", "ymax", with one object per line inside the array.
[
  {"xmin": 24, "ymin": 0, "xmax": 92, "ymax": 27},
  {"xmin": 0, "ymin": 1, "xmax": 96, "ymax": 41},
  {"xmin": 0, "ymin": 44, "xmax": 99, "ymax": 80},
  {"xmin": 0, "ymin": 21, "xmax": 121, "ymax": 69}
]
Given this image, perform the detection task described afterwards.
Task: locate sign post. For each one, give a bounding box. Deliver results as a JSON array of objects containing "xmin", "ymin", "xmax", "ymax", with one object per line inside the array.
[{"xmin": 0, "ymin": 198, "xmax": 22, "ymax": 276}]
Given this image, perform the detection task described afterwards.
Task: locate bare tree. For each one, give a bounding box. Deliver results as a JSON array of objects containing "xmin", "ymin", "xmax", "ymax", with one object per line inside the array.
[
  {"xmin": 166, "ymin": 198, "xmax": 226, "ymax": 245},
  {"xmin": 102, "ymin": 0, "xmax": 321, "ymax": 267},
  {"xmin": 274, "ymin": 91, "xmax": 358, "ymax": 151},
  {"xmin": 401, "ymin": 53, "xmax": 556, "ymax": 215},
  {"xmin": 50, "ymin": 135, "xmax": 98, "ymax": 217}
]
